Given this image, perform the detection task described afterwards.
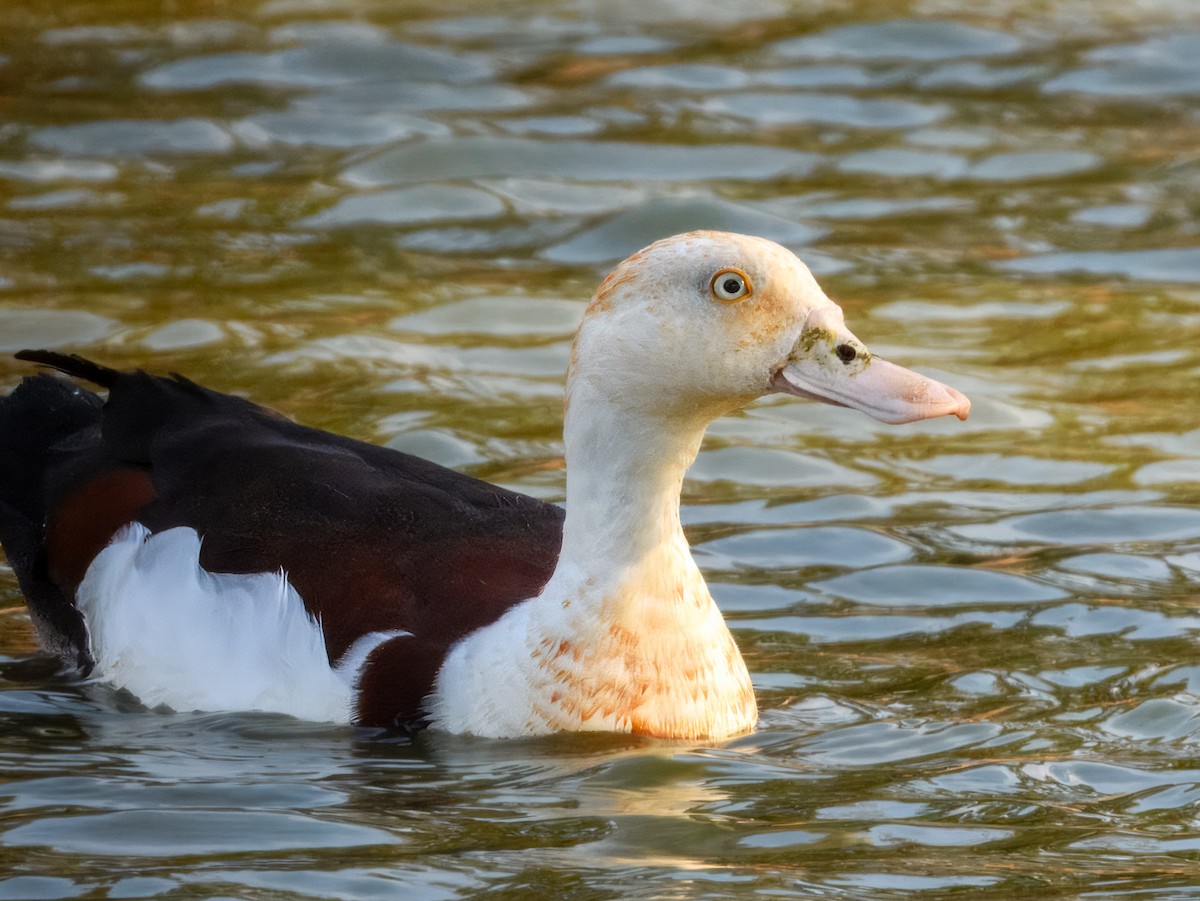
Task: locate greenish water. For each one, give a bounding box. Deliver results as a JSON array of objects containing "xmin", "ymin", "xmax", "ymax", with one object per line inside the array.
[{"xmin": 1, "ymin": 1, "xmax": 1199, "ymax": 897}]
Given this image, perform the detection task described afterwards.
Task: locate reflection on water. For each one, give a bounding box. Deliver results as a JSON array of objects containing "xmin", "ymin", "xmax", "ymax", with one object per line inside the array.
[{"xmin": 1, "ymin": 1, "xmax": 1200, "ymax": 898}]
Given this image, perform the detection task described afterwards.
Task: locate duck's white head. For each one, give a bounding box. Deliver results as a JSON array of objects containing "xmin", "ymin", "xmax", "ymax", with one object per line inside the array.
[{"xmin": 569, "ymin": 230, "xmax": 970, "ymax": 426}]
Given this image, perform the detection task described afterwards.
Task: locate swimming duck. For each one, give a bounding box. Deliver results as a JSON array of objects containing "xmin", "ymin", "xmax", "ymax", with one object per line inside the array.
[{"xmin": 0, "ymin": 231, "xmax": 968, "ymax": 739}]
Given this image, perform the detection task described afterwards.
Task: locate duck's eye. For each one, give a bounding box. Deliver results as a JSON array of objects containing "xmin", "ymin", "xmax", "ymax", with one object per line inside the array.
[
  {"xmin": 835, "ymin": 343, "xmax": 857, "ymax": 364},
  {"xmin": 710, "ymin": 268, "xmax": 752, "ymax": 303}
]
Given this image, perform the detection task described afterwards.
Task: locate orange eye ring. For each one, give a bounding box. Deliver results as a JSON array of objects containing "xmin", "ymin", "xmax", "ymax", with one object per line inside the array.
[{"xmin": 710, "ymin": 268, "xmax": 753, "ymax": 303}]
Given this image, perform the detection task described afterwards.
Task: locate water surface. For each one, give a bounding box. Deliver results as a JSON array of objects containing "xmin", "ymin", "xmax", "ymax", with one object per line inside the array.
[{"xmin": 1, "ymin": 1, "xmax": 1199, "ymax": 897}]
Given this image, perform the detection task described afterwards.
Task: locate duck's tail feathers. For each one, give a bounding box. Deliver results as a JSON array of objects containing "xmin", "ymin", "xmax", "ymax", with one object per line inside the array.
[
  {"xmin": 0, "ymin": 360, "xmax": 105, "ymax": 669},
  {"xmin": 16, "ymin": 349, "xmax": 122, "ymax": 390}
]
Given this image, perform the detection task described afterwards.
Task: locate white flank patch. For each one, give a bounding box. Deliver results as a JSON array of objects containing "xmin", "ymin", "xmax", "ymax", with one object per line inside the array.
[{"xmin": 76, "ymin": 523, "xmax": 388, "ymax": 723}]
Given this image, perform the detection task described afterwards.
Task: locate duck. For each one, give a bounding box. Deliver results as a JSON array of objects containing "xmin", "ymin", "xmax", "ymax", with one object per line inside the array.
[{"xmin": 0, "ymin": 231, "xmax": 969, "ymax": 739}]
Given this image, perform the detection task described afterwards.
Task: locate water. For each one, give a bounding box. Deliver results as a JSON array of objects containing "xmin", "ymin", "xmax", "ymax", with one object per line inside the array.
[{"xmin": 1, "ymin": 0, "xmax": 1199, "ymax": 897}]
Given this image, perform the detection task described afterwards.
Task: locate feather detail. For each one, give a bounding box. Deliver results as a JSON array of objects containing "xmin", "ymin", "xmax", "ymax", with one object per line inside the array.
[{"xmin": 77, "ymin": 524, "xmax": 358, "ymax": 722}]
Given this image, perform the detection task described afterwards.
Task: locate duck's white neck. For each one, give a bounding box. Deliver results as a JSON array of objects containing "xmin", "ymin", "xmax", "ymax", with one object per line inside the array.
[
  {"xmin": 430, "ymin": 373, "xmax": 757, "ymax": 740},
  {"xmin": 559, "ymin": 377, "xmax": 705, "ymax": 575}
]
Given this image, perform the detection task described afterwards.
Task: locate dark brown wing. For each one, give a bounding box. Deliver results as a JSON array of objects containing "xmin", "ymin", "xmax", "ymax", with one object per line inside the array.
[{"xmin": 1, "ymin": 351, "xmax": 564, "ymax": 726}]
